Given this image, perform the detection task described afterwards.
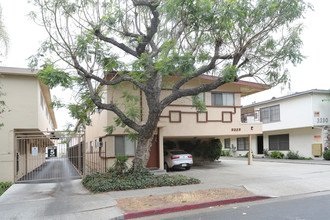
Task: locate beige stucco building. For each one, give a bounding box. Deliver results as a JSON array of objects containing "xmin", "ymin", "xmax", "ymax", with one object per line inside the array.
[
  {"xmin": 0, "ymin": 67, "xmax": 57, "ymax": 182},
  {"xmin": 85, "ymin": 75, "xmax": 268, "ymax": 170}
]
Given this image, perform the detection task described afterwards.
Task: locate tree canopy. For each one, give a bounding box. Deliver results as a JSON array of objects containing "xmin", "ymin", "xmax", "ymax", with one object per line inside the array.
[{"xmin": 29, "ymin": 0, "xmax": 311, "ymax": 170}]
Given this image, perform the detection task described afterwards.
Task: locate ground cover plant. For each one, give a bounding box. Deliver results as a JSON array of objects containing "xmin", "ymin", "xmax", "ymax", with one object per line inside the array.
[
  {"xmin": 0, "ymin": 182, "xmax": 12, "ymax": 196},
  {"xmin": 82, "ymin": 169, "xmax": 200, "ymax": 193},
  {"xmin": 82, "ymin": 156, "xmax": 200, "ymax": 193}
]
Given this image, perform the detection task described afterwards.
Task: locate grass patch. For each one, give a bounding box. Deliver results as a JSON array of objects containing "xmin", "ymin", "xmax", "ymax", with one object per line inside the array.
[
  {"xmin": 0, "ymin": 182, "xmax": 13, "ymax": 196},
  {"xmin": 82, "ymin": 169, "xmax": 200, "ymax": 193}
]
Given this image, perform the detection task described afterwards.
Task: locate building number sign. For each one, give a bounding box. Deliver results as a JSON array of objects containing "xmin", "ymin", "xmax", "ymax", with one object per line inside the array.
[{"xmin": 316, "ymin": 118, "xmax": 329, "ymax": 124}]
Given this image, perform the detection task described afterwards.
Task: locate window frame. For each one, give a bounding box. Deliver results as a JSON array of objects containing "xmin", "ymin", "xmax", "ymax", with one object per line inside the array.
[
  {"xmin": 237, "ymin": 137, "xmax": 249, "ymax": 151},
  {"xmin": 115, "ymin": 136, "xmax": 136, "ymax": 156},
  {"xmin": 224, "ymin": 138, "xmax": 231, "ymax": 149},
  {"xmin": 269, "ymin": 134, "xmax": 289, "ymax": 151},
  {"xmin": 260, "ymin": 105, "xmax": 280, "ymax": 123},
  {"xmin": 211, "ymin": 92, "xmax": 235, "ymax": 106},
  {"xmin": 90, "ymin": 141, "xmax": 93, "ymax": 153}
]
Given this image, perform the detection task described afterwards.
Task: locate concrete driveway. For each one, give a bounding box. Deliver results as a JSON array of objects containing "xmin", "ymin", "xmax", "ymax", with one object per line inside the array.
[
  {"xmin": 109, "ymin": 158, "xmax": 330, "ymax": 199},
  {"xmin": 177, "ymin": 158, "xmax": 330, "ymax": 197}
]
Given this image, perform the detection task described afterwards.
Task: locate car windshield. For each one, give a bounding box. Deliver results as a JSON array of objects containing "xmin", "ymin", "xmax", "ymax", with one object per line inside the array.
[{"xmin": 170, "ymin": 150, "xmax": 188, "ymax": 155}]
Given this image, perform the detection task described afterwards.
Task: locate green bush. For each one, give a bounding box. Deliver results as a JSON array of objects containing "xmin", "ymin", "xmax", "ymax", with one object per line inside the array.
[
  {"xmin": 286, "ymin": 150, "xmax": 300, "ymax": 159},
  {"xmin": 286, "ymin": 151, "xmax": 313, "ymax": 160},
  {"xmin": 0, "ymin": 182, "xmax": 13, "ymax": 196},
  {"xmin": 269, "ymin": 151, "xmax": 284, "ymax": 159},
  {"xmin": 323, "ymin": 150, "xmax": 330, "ymax": 160},
  {"xmin": 179, "ymin": 139, "xmax": 222, "ymax": 161},
  {"xmin": 263, "ymin": 149, "xmax": 269, "ymax": 157},
  {"xmin": 221, "ymin": 150, "xmax": 231, "ymax": 157}
]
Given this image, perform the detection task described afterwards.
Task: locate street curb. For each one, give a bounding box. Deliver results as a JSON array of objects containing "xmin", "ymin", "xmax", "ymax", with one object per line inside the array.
[{"xmin": 124, "ymin": 196, "xmax": 271, "ymax": 219}]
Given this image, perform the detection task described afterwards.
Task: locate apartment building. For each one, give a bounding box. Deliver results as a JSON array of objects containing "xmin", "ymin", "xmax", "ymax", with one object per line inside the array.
[
  {"xmin": 242, "ymin": 89, "xmax": 330, "ymax": 158},
  {"xmin": 0, "ymin": 67, "xmax": 57, "ymax": 182},
  {"xmin": 85, "ymin": 75, "xmax": 269, "ymax": 169}
]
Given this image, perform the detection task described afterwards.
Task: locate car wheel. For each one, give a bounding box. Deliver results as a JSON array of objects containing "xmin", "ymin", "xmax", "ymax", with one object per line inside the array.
[
  {"xmin": 185, "ymin": 166, "xmax": 191, "ymax": 170},
  {"xmin": 164, "ymin": 163, "xmax": 169, "ymax": 172}
]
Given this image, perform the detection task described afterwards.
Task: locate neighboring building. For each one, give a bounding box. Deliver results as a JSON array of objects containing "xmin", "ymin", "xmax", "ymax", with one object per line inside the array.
[
  {"xmin": 242, "ymin": 89, "xmax": 330, "ymax": 158},
  {"xmin": 85, "ymin": 75, "xmax": 269, "ymax": 170},
  {"xmin": 0, "ymin": 67, "xmax": 57, "ymax": 182}
]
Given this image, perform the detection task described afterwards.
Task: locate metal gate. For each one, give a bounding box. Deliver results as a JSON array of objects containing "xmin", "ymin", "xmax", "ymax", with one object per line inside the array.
[{"xmin": 14, "ymin": 130, "xmax": 85, "ymax": 183}]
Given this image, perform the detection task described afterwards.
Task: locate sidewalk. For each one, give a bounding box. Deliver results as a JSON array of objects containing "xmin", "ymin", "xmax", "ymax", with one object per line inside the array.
[{"xmin": 0, "ymin": 179, "xmax": 123, "ymax": 220}]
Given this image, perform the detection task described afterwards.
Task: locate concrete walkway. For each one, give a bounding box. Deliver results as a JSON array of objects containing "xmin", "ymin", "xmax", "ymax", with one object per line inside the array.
[
  {"xmin": 1, "ymin": 158, "xmax": 330, "ymax": 219},
  {"xmin": 0, "ymin": 179, "xmax": 122, "ymax": 220}
]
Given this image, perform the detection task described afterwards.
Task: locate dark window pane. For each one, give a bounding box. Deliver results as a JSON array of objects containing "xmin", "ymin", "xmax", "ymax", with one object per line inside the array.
[
  {"xmin": 224, "ymin": 138, "xmax": 230, "ymax": 149},
  {"xmin": 115, "ymin": 136, "xmax": 125, "ymax": 156},
  {"xmin": 237, "ymin": 137, "xmax": 249, "ymax": 151},
  {"xmin": 269, "ymin": 134, "xmax": 289, "ymax": 151}
]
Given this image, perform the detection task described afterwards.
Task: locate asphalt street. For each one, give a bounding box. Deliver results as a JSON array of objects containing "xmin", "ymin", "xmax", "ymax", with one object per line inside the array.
[{"xmin": 149, "ymin": 192, "xmax": 330, "ymax": 220}]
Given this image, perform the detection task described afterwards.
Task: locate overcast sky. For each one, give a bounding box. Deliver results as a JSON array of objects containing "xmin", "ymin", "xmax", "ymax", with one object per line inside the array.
[{"xmin": 1, "ymin": 0, "xmax": 329, "ymax": 129}]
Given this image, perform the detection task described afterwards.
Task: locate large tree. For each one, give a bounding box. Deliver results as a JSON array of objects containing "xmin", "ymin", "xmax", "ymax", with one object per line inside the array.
[{"xmin": 29, "ymin": 0, "xmax": 310, "ymax": 170}]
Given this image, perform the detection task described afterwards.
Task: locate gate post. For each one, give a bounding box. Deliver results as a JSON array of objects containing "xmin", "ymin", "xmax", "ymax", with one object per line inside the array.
[{"xmin": 83, "ymin": 131, "xmax": 86, "ymax": 177}]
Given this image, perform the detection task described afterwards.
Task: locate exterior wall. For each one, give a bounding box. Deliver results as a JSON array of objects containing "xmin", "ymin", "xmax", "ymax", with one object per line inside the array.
[
  {"xmin": 312, "ymin": 93, "xmax": 330, "ymax": 127},
  {"xmin": 85, "ymin": 110, "xmax": 108, "ymax": 151},
  {"xmin": 219, "ymin": 135, "xmax": 258, "ymax": 157},
  {"xmin": 37, "ymin": 84, "xmax": 55, "ymax": 131},
  {"xmin": 0, "ymin": 69, "xmax": 56, "ymax": 182},
  {"xmin": 254, "ymin": 94, "xmax": 313, "ymax": 131},
  {"xmin": 263, "ymin": 127, "xmax": 322, "ymax": 158},
  {"xmin": 0, "ymin": 75, "xmax": 39, "ymax": 182}
]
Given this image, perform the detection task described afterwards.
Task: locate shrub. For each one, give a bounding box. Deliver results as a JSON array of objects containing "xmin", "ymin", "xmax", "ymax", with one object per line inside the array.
[
  {"xmin": 0, "ymin": 182, "xmax": 13, "ymax": 196},
  {"xmin": 286, "ymin": 150, "xmax": 300, "ymax": 159},
  {"xmin": 323, "ymin": 150, "xmax": 330, "ymax": 160},
  {"xmin": 269, "ymin": 151, "xmax": 284, "ymax": 159},
  {"xmin": 263, "ymin": 149, "xmax": 269, "ymax": 157},
  {"xmin": 113, "ymin": 154, "xmax": 129, "ymax": 173},
  {"xmin": 221, "ymin": 150, "xmax": 231, "ymax": 157},
  {"xmin": 179, "ymin": 139, "xmax": 222, "ymax": 161}
]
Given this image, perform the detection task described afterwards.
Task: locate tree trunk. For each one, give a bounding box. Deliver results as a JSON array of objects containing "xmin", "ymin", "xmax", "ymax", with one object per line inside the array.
[{"xmin": 132, "ymin": 132, "xmax": 154, "ymax": 172}]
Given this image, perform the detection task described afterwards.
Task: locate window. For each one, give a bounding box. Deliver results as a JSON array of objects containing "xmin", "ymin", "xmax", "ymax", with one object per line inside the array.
[
  {"xmin": 192, "ymin": 93, "xmax": 205, "ymax": 105},
  {"xmin": 224, "ymin": 138, "xmax": 230, "ymax": 149},
  {"xmin": 260, "ymin": 105, "xmax": 280, "ymax": 123},
  {"xmin": 90, "ymin": 141, "xmax": 93, "ymax": 153},
  {"xmin": 237, "ymin": 137, "xmax": 249, "ymax": 151},
  {"xmin": 269, "ymin": 134, "xmax": 289, "ymax": 151},
  {"xmin": 211, "ymin": 93, "xmax": 234, "ymax": 106},
  {"xmin": 115, "ymin": 136, "xmax": 136, "ymax": 156},
  {"xmin": 40, "ymin": 91, "xmax": 44, "ymax": 110}
]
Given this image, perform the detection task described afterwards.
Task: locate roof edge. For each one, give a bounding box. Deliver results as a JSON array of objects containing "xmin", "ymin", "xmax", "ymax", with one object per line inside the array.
[{"xmin": 243, "ymin": 89, "xmax": 330, "ymax": 109}]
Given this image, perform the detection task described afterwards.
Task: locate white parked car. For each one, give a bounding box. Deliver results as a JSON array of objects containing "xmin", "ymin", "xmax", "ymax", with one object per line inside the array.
[{"xmin": 164, "ymin": 150, "xmax": 193, "ymax": 171}]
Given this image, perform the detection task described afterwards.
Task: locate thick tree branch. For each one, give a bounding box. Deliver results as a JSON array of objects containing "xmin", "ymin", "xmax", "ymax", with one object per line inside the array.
[{"xmin": 94, "ymin": 29, "xmax": 138, "ymax": 57}]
